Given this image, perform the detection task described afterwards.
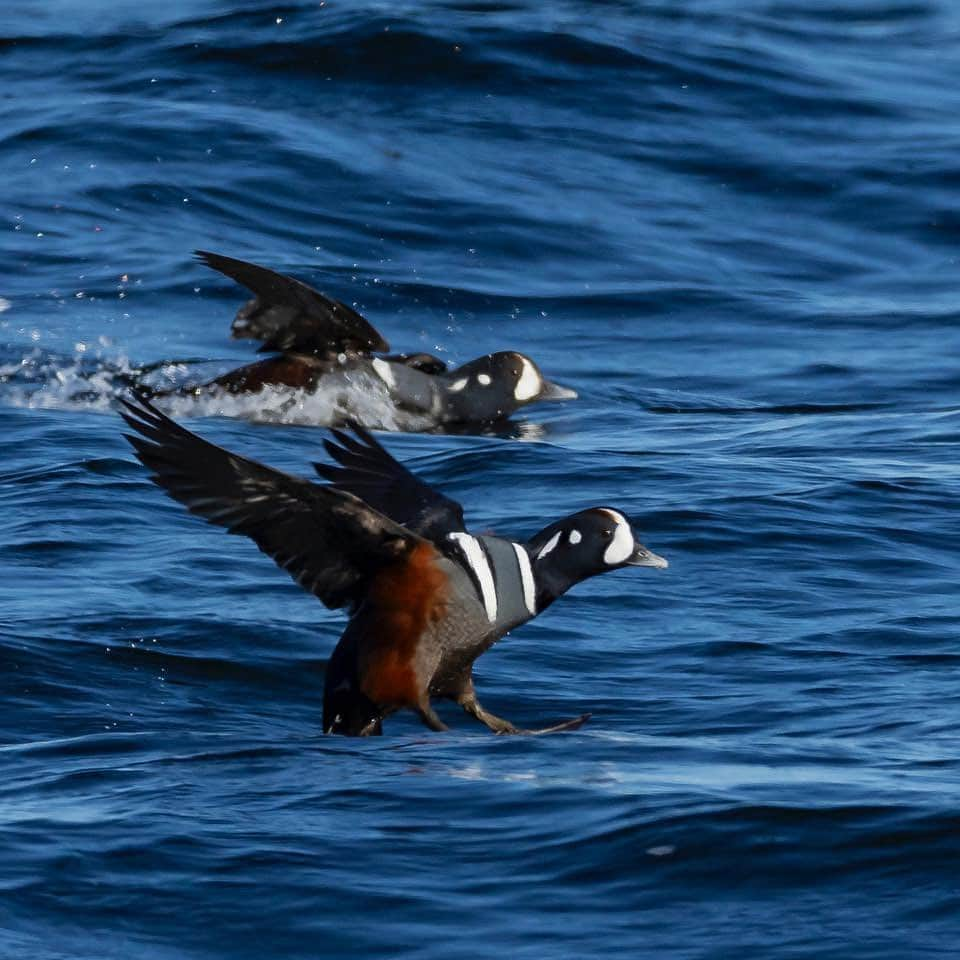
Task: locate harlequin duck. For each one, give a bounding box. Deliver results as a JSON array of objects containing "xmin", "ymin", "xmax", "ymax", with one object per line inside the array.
[
  {"xmin": 161, "ymin": 251, "xmax": 576, "ymax": 427},
  {"xmin": 120, "ymin": 395, "xmax": 667, "ymax": 736}
]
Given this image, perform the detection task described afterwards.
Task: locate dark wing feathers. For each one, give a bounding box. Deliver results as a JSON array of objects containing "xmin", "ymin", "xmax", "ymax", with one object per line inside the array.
[
  {"xmin": 314, "ymin": 424, "xmax": 466, "ymax": 543},
  {"xmin": 121, "ymin": 396, "xmax": 419, "ymax": 610},
  {"xmin": 195, "ymin": 250, "xmax": 389, "ymax": 356}
]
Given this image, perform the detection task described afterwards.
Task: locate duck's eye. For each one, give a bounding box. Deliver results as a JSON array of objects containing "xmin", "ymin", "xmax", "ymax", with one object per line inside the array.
[{"xmin": 601, "ymin": 528, "xmax": 613, "ymax": 539}]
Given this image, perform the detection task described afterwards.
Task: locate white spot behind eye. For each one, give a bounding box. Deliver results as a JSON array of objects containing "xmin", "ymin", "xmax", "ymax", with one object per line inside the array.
[
  {"xmin": 448, "ymin": 377, "xmax": 468, "ymax": 392},
  {"xmin": 514, "ymin": 357, "xmax": 542, "ymax": 401},
  {"xmin": 537, "ymin": 531, "xmax": 561, "ymax": 559},
  {"xmin": 477, "ymin": 373, "xmax": 492, "ymax": 386},
  {"xmin": 568, "ymin": 529, "xmax": 582, "ymax": 545},
  {"xmin": 601, "ymin": 510, "xmax": 634, "ymax": 565},
  {"xmin": 371, "ymin": 358, "xmax": 396, "ymax": 388}
]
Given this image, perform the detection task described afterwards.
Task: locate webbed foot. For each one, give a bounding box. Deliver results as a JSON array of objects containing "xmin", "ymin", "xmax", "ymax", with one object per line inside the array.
[
  {"xmin": 520, "ymin": 713, "xmax": 591, "ymax": 735},
  {"xmin": 459, "ymin": 690, "xmax": 590, "ymax": 735}
]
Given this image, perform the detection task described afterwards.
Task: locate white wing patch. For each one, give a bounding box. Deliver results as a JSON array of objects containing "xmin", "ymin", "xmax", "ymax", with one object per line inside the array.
[
  {"xmin": 514, "ymin": 357, "xmax": 542, "ymax": 401},
  {"xmin": 536, "ymin": 531, "xmax": 561, "ymax": 559},
  {"xmin": 600, "ymin": 509, "xmax": 634, "ymax": 565},
  {"xmin": 371, "ymin": 358, "xmax": 396, "ymax": 388},
  {"xmin": 511, "ymin": 542, "xmax": 537, "ymax": 615},
  {"xmin": 448, "ymin": 533, "xmax": 498, "ymax": 622}
]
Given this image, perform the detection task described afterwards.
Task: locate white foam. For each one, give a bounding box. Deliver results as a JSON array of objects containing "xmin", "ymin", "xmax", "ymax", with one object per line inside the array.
[
  {"xmin": 0, "ymin": 348, "xmax": 146, "ymax": 413},
  {"xmin": 0, "ymin": 351, "xmax": 435, "ymax": 431},
  {"xmin": 159, "ymin": 370, "xmax": 433, "ymax": 431}
]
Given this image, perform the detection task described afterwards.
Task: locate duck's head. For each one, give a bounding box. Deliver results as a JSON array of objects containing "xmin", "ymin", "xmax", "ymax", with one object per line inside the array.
[
  {"xmin": 440, "ymin": 352, "xmax": 577, "ymax": 422},
  {"xmin": 526, "ymin": 507, "xmax": 667, "ymax": 610}
]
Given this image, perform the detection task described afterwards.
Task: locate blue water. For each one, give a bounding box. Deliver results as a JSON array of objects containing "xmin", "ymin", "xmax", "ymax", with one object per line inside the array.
[{"xmin": 2, "ymin": 2, "xmax": 960, "ymax": 957}]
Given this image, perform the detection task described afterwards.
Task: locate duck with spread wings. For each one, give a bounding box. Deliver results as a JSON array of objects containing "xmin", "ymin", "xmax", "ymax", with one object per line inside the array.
[
  {"xmin": 121, "ymin": 395, "xmax": 667, "ymax": 736},
  {"xmin": 152, "ymin": 252, "xmax": 576, "ymax": 429}
]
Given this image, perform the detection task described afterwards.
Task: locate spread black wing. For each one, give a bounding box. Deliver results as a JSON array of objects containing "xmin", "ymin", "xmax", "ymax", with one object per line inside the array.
[
  {"xmin": 120, "ymin": 396, "xmax": 419, "ymax": 611},
  {"xmin": 195, "ymin": 250, "xmax": 390, "ymax": 356},
  {"xmin": 314, "ymin": 425, "xmax": 466, "ymax": 544}
]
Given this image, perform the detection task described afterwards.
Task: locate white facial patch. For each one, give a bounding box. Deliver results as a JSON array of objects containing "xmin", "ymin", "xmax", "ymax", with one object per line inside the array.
[
  {"xmin": 514, "ymin": 357, "xmax": 542, "ymax": 401},
  {"xmin": 536, "ymin": 531, "xmax": 561, "ymax": 560},
  {"xmin": 448, "ymin": 533, "xmax": 498, "ymax": 622},
  {"xmin": 568, "ymin": 529, "xmax": 582, "ymax": 545},
  {"xmin": 477, "ymin": 373, "xmax": 492, "ymax": 386},
  {"xmin": 371, "ymin": 358, "xmax": 396, "ymax": 388},
  {"xmin": 511, "ymin": 543, "xmax": 537, "ymax": 615},
  {"xmin": 448, "ymin": 377, "xmax": 468, "ymax": 392},
  {"xmin": 600, "ymin": 509, "xmax": 634, "ymax": 565}
]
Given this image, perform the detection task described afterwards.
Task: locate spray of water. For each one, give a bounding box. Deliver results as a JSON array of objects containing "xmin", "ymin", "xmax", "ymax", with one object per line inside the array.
[{"xmin": 0, "ymin": 346, "xmax": 435, "ymax": 431}]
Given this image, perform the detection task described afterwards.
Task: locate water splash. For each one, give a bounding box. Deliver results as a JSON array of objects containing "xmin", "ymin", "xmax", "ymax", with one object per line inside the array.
[{"xmin": 0, "ymin": 345, "xmax": 434, "ymax": 430}]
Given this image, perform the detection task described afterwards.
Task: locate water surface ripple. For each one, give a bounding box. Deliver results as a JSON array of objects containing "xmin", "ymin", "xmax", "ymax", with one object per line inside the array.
[{"xmin": 2, "ymin": 2, "xmax": 959, "ymax": 958}]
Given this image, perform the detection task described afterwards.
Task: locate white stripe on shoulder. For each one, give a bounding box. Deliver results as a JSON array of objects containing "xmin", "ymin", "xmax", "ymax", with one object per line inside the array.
[
  {"xmin": 448, "ymin": 533, "xmax": 498, "ymax": 622},
  {"xmin": 371, "ymin": 357, "xmax": 397, "ymax": 388},
  {"xmin": 511, "ymin": 542, "xmax": 537, "ymax": 616}
]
